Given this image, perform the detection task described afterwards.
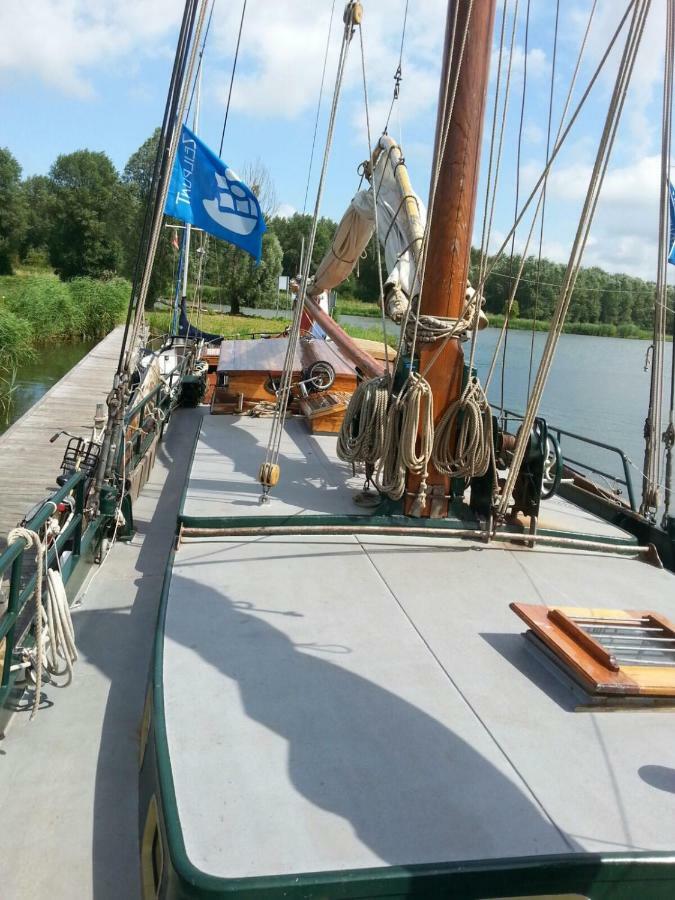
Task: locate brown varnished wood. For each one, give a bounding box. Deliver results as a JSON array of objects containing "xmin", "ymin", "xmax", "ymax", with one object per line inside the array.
[
  {"xmin": 547, "ymin": 608, "xmax": 620, "ymax": 672},
  {"xmin": 304, "ymin": 298, "xmax": 384, "ymax": 379},
  {"xmin": 405, "ymin": 0, "xmax": 497, "ymax": 516},
  {"xmin": 511, "ymin": 603, "xmax": 639, "ymax": 695},
  {"xmin": 512, "ymin": 603, "xmax": 675, "ymax": 697}
]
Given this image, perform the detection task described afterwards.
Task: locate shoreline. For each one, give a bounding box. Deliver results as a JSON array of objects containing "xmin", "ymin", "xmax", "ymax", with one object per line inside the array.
[{"xmin": 334, "ymin": 302, "xmax": 668, "ymax": 341}]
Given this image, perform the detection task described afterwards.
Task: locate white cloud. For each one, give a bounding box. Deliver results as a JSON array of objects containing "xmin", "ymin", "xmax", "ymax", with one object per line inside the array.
[
  {"xmin": 0, "ymin": 1, "xmax": 183, "ymax": 97},
  {"xmin": 276, "ymin": 202, "xmax": 297, "ymax": 219},
  {"xmin": 519, "ymin": 154, "xmax": 664, "ymax": 278},
  {"xmin": 208, "ymin": 0, "xmax": 446, "ymax": 126}
]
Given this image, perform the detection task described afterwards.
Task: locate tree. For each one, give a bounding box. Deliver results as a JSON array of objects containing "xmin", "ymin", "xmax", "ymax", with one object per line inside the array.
[
  {"xmin": 269, "ymin": 213, "xmax": 337, "ymax": 278},
  {"xmin": 241, "ymin": 160, "xmax": 278, "ymax": 219},
  {"xmin": 205, "ymin": 231, "xmax": 283, "ymax": 315},
  {"xmin": 48, "ymin": 150, "xmax": 130, "ymax": 279},
  {"xmin": 20, "ymin": 175, "xmax": 54, "ymax": 261},
  {"xmin": 0, "ymin": 148, "xmax": 27, "ymax": 275},
  {"xmin": 122, "ymin": 127, "xmax": 161, "ymax": 202}
]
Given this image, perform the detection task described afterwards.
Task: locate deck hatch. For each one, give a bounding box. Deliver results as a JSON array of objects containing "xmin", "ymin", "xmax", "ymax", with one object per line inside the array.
[{"xmin": 511, "ymin": 604, "xmax": 675, "ymax": 698}]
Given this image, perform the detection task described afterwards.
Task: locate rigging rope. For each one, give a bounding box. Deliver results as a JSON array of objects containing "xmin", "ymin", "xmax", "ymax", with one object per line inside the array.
[
  {"xmin": 529, "ymin": 0, "xmax": 561, "ymax": 397},
  {"xmin": 260, "ymin": 2, "xmax": 361, "ymax": 499},
  {"xmin": 383, "ymin": 0, "xmax": 409, "ymax": 134},
  {"xmin": 357, "ymin": 20, "xmax": 390, "ymax": 371},
  {"xmin": 643, "ymin": 0, "xmax": 674, "ymax": 521},
  {"xmin": 303, "ymin": 0, "xmax": 337, "ymax": 216},
  {"xmin": 497, "ymin": 0, "xmax": 652, "ymax": 519},
  {"xmin": 501, "ymin": 0, "xmax": 530, "ymax": 415},
  {"xmin": 476, "ymin": 0, "xmax": 517, "ymax": 300},
  {"xmin": 474, "ymin": 0, "xmax": 639, "ymax": 310},
  {"xmin": 484, "ymin": 0, "xmax": 601, "ymax": 391},
  {"xmin": 186, "ymin": 0, "xmax": 215, "ymax": 122},
  {"xmin": 219, "ymin": 0, "xmax": 247, "ymax": 155}
]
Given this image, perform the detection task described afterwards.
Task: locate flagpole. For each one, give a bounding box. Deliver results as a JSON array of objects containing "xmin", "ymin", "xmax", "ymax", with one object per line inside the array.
[{"xmin": 180, "ymin": 67, "xmax": 202, "ymax": 314}]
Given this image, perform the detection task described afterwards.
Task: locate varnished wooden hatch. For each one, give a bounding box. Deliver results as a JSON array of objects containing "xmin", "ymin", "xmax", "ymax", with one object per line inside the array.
[{"xmin": 511, "ymin": 604, "xmax": 675, "ymax": 697}]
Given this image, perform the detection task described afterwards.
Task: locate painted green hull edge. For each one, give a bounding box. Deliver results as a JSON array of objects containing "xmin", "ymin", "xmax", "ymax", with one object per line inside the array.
[{"xmin": 140, "ymin": 553, "xmax": 675, "ymax": 900}]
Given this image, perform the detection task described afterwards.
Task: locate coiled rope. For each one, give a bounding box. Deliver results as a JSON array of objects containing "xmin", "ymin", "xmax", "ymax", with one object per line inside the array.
[
  {"xmin": 8, "ymin": 518, "xmax": 77, "ymax": 720},
  {"xmin": 337, "ymin": 375, "xmax": 389, "ymax": 465},
  {"xmin": 432, "ymin": 378, "xmax": 493, "ymax": 479},
  {"xmin": 375, "ymin": 373, "xmax": 433, "ymax": 502}
]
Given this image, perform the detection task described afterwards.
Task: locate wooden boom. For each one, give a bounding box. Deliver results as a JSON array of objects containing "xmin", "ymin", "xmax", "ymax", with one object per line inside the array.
[{"xmin": 304, "ymin": 297, "xmax": 384, "ymax": 380}]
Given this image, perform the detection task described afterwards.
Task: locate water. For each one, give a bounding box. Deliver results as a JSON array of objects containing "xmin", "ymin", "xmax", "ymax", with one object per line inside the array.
[
  {"xmin": 342, "ymin": 317, "xmax": 673, "ymax": 498},
  {"xmin": 3, "ymin": 323, "xmax": 672, "ymax": 505},
  {"xmin": 0, "ymin": 340, "xmax": 97, "ymax": 436}
]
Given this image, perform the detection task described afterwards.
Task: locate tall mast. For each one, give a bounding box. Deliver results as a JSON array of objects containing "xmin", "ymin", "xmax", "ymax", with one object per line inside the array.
[{"xmin": 405, "ymin": 0, "xmax": 496, "ymax": 516}]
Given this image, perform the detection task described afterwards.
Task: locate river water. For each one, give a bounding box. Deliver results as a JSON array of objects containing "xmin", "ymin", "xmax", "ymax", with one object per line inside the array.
[
  {"xmin": 253, "ymin": 306, "xmax": 673, "ymax": 496},
  {"xmin": 343, "ymin": 316, "xmax": 672, "ymax": 497},
  {"xmin": 2, "ymin": 321, "xmax": 672, "ymax": 504},
  {"xmin": 0, "ymin": 340, "xmax": 97, "ymax": 437}
]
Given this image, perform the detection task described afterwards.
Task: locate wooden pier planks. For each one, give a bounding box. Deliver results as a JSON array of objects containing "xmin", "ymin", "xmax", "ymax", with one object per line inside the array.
[{"xmin": 0, "ymin": 326, "xmax": 124, "ymax": 548}]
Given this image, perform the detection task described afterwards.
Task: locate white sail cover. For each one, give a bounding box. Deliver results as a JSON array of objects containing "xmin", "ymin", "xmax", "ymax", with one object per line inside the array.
[
  {"xmin": 311, "ymin": 192, "xmax": 375, "ymax": 295},
  {"xmin": 309, "ymin": 143, "xmax": 426, "ymax": 317}
]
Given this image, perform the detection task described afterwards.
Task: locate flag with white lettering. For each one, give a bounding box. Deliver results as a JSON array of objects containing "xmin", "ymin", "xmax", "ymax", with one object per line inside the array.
[{"xmin": 165, "ymin": 125, "xmax": 266, "ymax": 262}]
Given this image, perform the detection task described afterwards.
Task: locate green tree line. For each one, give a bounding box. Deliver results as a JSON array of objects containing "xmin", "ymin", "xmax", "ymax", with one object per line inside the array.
[{"xmin": 1, "ymin": 135, "xmax": 672, "ymax": 331}]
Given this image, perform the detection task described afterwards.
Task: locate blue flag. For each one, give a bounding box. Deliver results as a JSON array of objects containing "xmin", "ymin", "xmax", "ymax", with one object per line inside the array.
[
  {"xmin": 165, "ymin": 125, "xmax": 266, "ymax": 262},
  {"xmin": 669, "ymin": 180, "xmax": 675, "ymax": 266}
]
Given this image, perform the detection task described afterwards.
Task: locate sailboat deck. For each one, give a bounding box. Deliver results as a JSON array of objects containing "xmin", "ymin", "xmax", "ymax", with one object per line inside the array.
[
  {"xmin": 161, "ymin": 416, "xmax": 675, "ymax": 881},
  {"xmin": 181, "ymin": 414, "xmax": 632, "ymax": 539}
]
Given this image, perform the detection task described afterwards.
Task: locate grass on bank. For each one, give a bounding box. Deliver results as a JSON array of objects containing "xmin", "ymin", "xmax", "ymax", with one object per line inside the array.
[
  {"xmin": 335, "ymin": 296, "xmax": 662, "ymax": 340},
  {"xmin": 147, "ymin": 310, "xmax": 400, "ymax": 349}
]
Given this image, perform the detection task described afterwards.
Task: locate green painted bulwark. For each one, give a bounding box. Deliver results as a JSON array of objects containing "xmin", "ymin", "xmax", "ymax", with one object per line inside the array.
[{"xmin": 142, "ymin": 553, "xmax": 675, "ymax": 899}]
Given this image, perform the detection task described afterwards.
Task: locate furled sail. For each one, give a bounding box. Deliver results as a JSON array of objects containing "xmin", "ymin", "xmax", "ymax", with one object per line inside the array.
[{"xmin": 309, "ymin": 136, "xmax": 426, "ymax": 323}]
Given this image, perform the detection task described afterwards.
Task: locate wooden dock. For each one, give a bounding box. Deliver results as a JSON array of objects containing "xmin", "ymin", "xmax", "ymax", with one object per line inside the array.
[{"xmin": 0, "ymin": 326, "xmax": 124, "ymax": 549}]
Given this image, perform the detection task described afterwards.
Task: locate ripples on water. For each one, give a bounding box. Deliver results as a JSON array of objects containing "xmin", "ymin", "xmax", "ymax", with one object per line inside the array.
[
  {"xmin": 0, "ymin": 340, "xmax": 96, "ymax": 437},
  {"xmin": 3, "ymin": 322, "xmax": 672, "ymax": 503}
]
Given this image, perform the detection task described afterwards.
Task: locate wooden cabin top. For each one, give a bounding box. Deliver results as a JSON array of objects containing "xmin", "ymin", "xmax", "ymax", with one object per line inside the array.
[{"xmin": 217, "ymin": 336, "xmax": 356, "ymax": 377}]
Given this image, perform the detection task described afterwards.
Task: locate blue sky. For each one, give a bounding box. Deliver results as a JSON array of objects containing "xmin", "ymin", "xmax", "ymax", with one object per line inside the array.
[{"xmin": 0, "ymin": 1, "xmax": 670, "ymax": 279}]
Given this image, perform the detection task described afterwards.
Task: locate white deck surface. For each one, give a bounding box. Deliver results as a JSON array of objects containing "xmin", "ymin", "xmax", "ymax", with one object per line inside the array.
[
  {"xmin": 182, "ymin": 415, "xmax": 366, "ymax": 520},
  {"xmin": 164, "ymin": 416, "xmax": 675, "ymax": 881},
  {"xmin": 0, "ymin": 408, "xmax": 205, "ymax": 900}
]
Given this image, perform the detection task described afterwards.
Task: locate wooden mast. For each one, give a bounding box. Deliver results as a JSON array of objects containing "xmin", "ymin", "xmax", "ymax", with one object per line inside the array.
[{"xmin": 405, "ymin": 0, "xmax": 496, "ymax": 517}]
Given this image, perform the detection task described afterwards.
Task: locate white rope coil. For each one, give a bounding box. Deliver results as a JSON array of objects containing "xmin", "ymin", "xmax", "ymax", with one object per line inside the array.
[
  {"xmin": 8, "ymin": 527, "xmax": 44, "ymax": 719},
  {"xmin": 375, "ymin": 372, "xmax": 433, "ymax": 501},
  {"xmin": 432, "ymin": 377, "xmax": 493, "ymax": 480},
  {"xmin": 337, "ymin": 375, "xmax": 389, "ymax": 465},
  {"xmin": 8, "ymin": 520, "xmax": 77, "ymax": 719}
]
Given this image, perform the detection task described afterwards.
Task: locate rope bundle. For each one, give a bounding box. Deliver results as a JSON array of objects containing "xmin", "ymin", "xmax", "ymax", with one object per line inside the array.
[
  {"xmin": 375, "ymin": 373, "xmax": 434, "ymax": 501},
  {"xmin": 7, "ymin": 522, "xmax": 77, "ymax": 719},
  {"xmin": 404, "ymin": 283, "xmax": 482, "ymax": 347},
  {"xmin": 337, "ymin": 375, "xmax": 389, "ymax": 464},
  {"xmin": 432, "ymin": 378, "xmax": 493, "ymax": 479}
]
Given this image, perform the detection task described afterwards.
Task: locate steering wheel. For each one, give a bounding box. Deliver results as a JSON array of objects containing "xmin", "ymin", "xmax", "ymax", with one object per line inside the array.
[
  {"xmin": 306, "ymin": 361, "xmax": 335, "ymax": 392},
  {"xmin": 541, "ymin": 431, "xmax": 563, "ymax": 500}
]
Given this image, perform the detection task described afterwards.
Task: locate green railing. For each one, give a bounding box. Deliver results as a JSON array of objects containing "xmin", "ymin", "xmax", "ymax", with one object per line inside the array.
[
  {"xmin": 124, "ymin": 381, "xmax": 174, "ymax": 474},
  {"xmin": 0, "ymin": 373, "xmax": 179, "ymax": 713},
  {"xmin": 0, "ymin": 472, "xmax": 102, "ymax": 709},
  {"xmin": 498, "ymin": 407, "xmax": 638, "ymax": 511}
]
